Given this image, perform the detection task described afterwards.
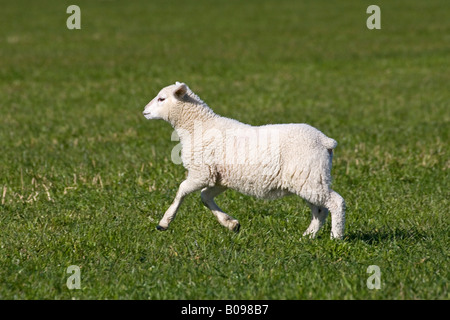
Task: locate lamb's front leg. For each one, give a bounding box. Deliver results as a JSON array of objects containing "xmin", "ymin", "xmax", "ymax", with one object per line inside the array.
[
  {"xmin": 157, "ymin": 179, "xmax": 204, "ymax": 231},
  {"xmin": 200, "ymin": 186, "xmax": 240, "ymax": 232}
]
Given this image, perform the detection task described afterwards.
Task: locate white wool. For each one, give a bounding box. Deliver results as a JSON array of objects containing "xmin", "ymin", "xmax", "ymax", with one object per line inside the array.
[{"xmin": 143, "ymin": 82, "xmax": 346, "ymax": 239}]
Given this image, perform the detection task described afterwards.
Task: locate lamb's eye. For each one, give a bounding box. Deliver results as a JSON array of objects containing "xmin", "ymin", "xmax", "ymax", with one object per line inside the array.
[{"xmin": 158, "ymin": 97, "xmax": 165, "ymax": 102}]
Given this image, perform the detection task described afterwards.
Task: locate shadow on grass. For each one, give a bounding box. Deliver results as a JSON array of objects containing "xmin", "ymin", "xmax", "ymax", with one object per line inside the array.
[{"xmin": 345, "ymin": 227, "xmax": 428, "ymax": 244}]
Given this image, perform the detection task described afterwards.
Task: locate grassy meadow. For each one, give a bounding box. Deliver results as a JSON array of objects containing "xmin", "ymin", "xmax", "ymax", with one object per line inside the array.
[{"xmin": 0, "ymin": 0, "xmax": 448, "ymax": 299}]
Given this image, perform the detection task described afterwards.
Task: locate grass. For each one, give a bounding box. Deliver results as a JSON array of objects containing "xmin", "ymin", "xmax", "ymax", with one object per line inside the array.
[{"xmin": 0, "ymin": 0, "xmax": 448, "ymax": 299}]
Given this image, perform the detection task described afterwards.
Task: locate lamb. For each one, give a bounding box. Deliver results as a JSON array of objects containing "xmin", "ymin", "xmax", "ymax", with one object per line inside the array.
[{"xmin": 142, "ymin": 82, "xmax": 346, "ymax": 239}]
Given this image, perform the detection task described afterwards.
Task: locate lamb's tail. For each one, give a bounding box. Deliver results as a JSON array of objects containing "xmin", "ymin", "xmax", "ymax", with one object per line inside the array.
[
  {"xmin": 321, "ymin": 136, "xmax": 337, "ymax": 156},
  {"xmin": 321, "ymin": 136, "xmax": 337, "ymax": 150}
]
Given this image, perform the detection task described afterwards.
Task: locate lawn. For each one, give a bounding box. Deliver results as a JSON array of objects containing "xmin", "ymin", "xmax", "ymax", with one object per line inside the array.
[{"xmin": 0, "ymin": 0, "xmax": 448, "ymax": 299}]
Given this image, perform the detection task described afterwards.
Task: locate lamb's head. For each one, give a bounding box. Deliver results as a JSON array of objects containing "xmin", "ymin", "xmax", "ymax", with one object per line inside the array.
[{"xmin": 143, "ymin": 82, "xmax": 188, "ymax": 121}]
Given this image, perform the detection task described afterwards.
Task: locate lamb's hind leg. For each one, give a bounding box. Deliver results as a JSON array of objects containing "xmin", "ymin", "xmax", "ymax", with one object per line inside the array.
[
  {"xmin": 324, "ymin": 190, "xmax": 346, "ymax": 239},
  {"xmin": 303, "ymin": 203, "xmax": 328, "ymax": 238},
  {"xmin": 200, "ymin": 186, "xmax": 240, "ymax": 232}
]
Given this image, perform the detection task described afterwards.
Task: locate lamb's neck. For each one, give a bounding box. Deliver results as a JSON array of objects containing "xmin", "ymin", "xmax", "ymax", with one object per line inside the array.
[{"xmin": 170, "ymin": 102, "xmax": 219, "ymax": 140}]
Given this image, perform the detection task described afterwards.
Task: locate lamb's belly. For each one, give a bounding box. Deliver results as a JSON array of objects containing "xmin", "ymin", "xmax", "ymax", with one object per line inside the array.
[
  {"xmin": 219, "ymin": 166, "xmax": 290, "ymax": 200},
  {"xmin": 230, "ymin": 182, "xmax": 290, "ymax": 200}
]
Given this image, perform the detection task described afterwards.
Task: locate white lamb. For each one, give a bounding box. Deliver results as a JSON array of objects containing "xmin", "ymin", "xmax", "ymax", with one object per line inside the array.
[{"xmin": 143, "ymin": 82, "xmax": 346, "ymax": 239}]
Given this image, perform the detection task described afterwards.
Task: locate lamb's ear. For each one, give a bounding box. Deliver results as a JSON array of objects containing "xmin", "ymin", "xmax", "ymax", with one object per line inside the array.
[{"xmin": 173, "ymin": 82, "xmax": 187, "ymax": 99}]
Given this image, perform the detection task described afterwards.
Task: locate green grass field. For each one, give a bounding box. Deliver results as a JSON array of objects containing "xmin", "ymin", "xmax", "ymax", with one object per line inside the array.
[{"xmin": 0, "ymin": 0, "xmax": 448, "ymax": 299}]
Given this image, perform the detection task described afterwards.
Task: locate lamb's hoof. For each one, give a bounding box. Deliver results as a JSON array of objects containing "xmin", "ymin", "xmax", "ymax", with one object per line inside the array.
[
  {"xmin": 330, "ymin": 230, "xmax": 344, "ymax": 240},
  {"xmin": 229, "ymin": 220, "xmax": 240, "ymax": 233},
  {"xmin": 156, "ymin": 225, "xmax": 168, "ymax": 231},
  {"xmin": 302, "ymin": 230, "xmax": 317, "ymax": 239}
]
